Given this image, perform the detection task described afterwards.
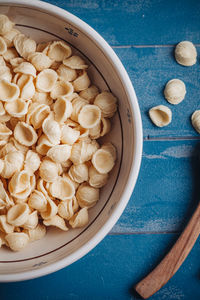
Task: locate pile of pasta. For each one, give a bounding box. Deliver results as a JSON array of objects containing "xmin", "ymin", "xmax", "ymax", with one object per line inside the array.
[{"xmin": 0, "ymin": 15, "xmax": 117, "ymax": 252}]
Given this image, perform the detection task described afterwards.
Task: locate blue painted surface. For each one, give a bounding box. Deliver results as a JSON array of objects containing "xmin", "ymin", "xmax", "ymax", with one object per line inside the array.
[{"xmin": 1, "ymin": 0, "xmax": 200, "ymax": 299}]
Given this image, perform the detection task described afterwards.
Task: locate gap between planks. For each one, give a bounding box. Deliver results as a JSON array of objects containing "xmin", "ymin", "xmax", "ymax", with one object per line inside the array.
[
  {"xmin": 108, "ymin": 231, "xmax": 179, "ymax": 235},
  {"xmin": 112, "ymin": 44, "xmax": 200, "ymax": 48},
  {"xmin": 144, "ymin": 136, "xmax": 200, "ymax": 141}
]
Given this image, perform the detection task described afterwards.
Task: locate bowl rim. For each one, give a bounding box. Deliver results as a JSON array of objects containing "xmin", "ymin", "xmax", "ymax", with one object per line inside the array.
[{"xmin": 0, "ymin": 0, "xmax": 143, "ymax": 282}]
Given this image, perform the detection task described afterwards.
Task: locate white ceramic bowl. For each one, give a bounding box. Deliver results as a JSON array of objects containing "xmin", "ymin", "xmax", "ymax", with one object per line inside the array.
[{"xmin": 0, "ymin": 0, "xmax": 143, "ymax": 282}]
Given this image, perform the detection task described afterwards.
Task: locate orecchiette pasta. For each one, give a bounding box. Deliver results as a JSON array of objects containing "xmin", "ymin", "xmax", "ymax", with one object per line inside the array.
[
  {"xmin": 0, "ymin": 14, "xmax": 118, "ymax": 252},
  {"xmin": 191, "ymin": 110, "xmax": 200, "ymax": 134},
  {"xmin": 164, "ymin": 79, "xmax": 186, "ymax": 105},
  {"xmin": 149, "ymin": 105, "xmax": 172, "ymax": 127}
]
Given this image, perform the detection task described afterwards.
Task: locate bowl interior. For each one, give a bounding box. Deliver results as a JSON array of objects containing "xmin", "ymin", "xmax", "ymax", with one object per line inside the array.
[{"xmin": 0, "ymin": 2, "xmax": 136, "ymax": 279}]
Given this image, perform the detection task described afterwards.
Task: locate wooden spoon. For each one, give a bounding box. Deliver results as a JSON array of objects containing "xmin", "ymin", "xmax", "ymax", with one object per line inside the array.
[{"xmin": 135, "ymin": 201, "xmax": 200, "ymax": 299}]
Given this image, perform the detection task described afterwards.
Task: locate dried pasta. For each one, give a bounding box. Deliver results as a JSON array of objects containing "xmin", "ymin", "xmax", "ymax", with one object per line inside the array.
[
  {"xmin": 149, "ymin": 105, "xmax": 172, "ymax": 127},
  {"xmin": 0, "ymin": 14, "xmax": 118, "ymax": 252},
  {"xmin": 175, "ymin": 41, "xmax": 197, "ymax": 66},
  {"xmin": 164, "ymin": 79, "xmax": 186, "ymax": 105}
]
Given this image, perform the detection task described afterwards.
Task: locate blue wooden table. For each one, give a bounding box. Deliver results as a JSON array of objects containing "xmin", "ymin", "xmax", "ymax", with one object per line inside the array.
[{"xmin": 1, "ymin": 0, "xmax": 200, "ymax": 299}]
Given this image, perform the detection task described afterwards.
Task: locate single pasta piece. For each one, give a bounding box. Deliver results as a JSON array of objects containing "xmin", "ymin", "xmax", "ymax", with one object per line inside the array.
[
  {"xmin": 40, "ymin": 197, "xmax": 58, "ymax": 220},
  {"xmin": 191, "ymin": 110, "xmax": 200, "ymax": 134},
  {"xmin": 47, "ymin": 144, "xmax": 72, "ymax": 163},
  {"xmin": 149, "ymin": 105, "xmax": 172, "ymax": 127},
  {"xmin": 27, "ymin": 52, "xmax": 53, "ymax": 71},
  {"xmin": 47, "ymin": 41, "xmax": 72, "ymax": 61},
  {"xmin": 94, "ymin": 91, "xmax": 117, "ymax": 118},
  {"xmin": 0, "ymin": 215, "xmax": 14, "ymax": 233},
  {"xmin": 48, "ymin": 176, "xmax": 75, "ymax": 201},
  {"xmin": 68, "ymin": 163, "xmax": 89, "ymax": 183},
  {"xmin": 36, "ymin": 69, "xmax": 58, "ymax": 92},
  {"xmin": 58, "ymin": 196, "xmax": 79, "ymax": 220},
  {"xmin": 7, "ymin": 203, "xmax": 30, "ymax": 226},
  {"xmin": 61, "ymin": 125, "xmax": 80, "ymax": 145},
  {"xmin": 3, "ymin": 48, "xmax": 18, "ymax": 61},
  {"xmin": 73, "ymin": 71, "xmax": 90, "ymax": 92},
  {"xmin": 53, "ymin": 98, "xmax": 73, "ymax": 123},
  {"xmin": 28, "ymin": 190, "xmax": 47, "ymax": 212},
  {"xmin": 4, "ymin": 98, "xmax": 30, "ymax": 117},
  {"xmin": 8, "ymin": 171, "xmax": 33, "ymax": 200},
  {"xmin": 42, "ymin": 115, "xmax": 61, "ymax": 145},
  {"xmin": 0, "ymin": 37, "xmax": 7, "ymax": 55},
  {"xmin": 0, "ymin": 15, "xmax": 14, "ymax": 35},
  {"xmin": 92, "ymin": 148, "xmax": 115, "ymax": 174},
  {"xmin": 14, "ymin": 122, "xmax": 38, "ymax": 146},
  {"xmin": 88, "ymin": 165, "xmax": 108, "ymax": 188},
  {"xmin": 76, "ymin": 183, "xmax": 99, "ymax": 208},
  {"xmin": 79, "ymin": 85, "xmax": 99, "ymax": 103},
  {"xmin": 39, "ymin": 158, "xmax": 60, "ymax": 182},
  {"xmin": 164, "ymin": 79, "xmax": 186, "ymax": 105},
  {"xmin": 1, "ymin": 151, "xmax": 24, "ymax": 179},
  {"xmin": 5, "ymin": 232, "xmax": 29, "ymax": 251},
  {"xmin": 24, "ymin": 150, "xmax": 41, "ymax": 175},
  {"xmin": 57, "ymin": 64, "xmax": 77, "ymax": 82},
  {"xmin": 14, "ymin": 62, "xmax": 36, "ymax": 77},
  {"xmin": 63, "ymin": 55, "xmax": 88, "ymax": 69},
  {"xmin": 78, "ymin": 104, "xmax": 101, "ymax": 129},
  {"xmin": 69, "ymin": 207, "xmax": 89, "ymax": 228},
  {"xmin": 50, "ymin": 81, "xmax": 73, "ymax": 99},
  {"xmin": 2, "ymin": 28, "xmax": 20, "ymax": 48},
  {"xmin": 36, "ymin": 134, "xmax": 55, "ymax": 155},
  {"xmin": 175, "ymin": 41, "xmax": 197, "ymax": 66},
  {"xmin": 43, "ymin": 215, "xmax": 68, "ymax": 231},
  {"xmin": 0, "ymin": 66, "xmax": 12, "ymax": 82},
  {"xmin": 0, "ymin": 79, "xmax": 20, "ymax": 102},
  {"xmin": 13, "ymin": 33, "xmax": 36, "ymax": 59}
]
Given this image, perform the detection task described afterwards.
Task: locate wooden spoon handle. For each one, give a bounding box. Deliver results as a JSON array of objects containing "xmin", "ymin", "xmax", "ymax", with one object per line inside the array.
[{"xmin": 135, "ymin": 202, "xmax": 200, "ymax": 299}]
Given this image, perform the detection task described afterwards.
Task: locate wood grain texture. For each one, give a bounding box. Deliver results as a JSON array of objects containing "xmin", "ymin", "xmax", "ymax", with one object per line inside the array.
[
  {"xmin": 1, "ymin": 234, "xmax": 200, "ymax": 300},
  {"xmin": 43, "ymin": 0, "xmax": 200, "ymax": 46},
  {"xmin": 135, "ymin": 201, "xmax": 200, "ymax": 298},
  {"xmin": 112, "ymin": 139, "xmax": 200, "ymax": 233},
  {"xmin": 114, "ymin": 46, "xmax": 200, "ymax": 138}
]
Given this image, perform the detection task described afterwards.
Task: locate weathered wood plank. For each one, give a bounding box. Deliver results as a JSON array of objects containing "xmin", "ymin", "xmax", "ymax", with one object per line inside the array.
[
  {"xmin": 1, "ymin": 233, "xmax": 200, "ymax": 299},
  {"xmin": 43, "ymin": 0, "xmax": 200, "ymax": 46},
  {"xmin": 113, "ymin": 46, "xmax": 200, "ymax": 138},
  {"xmin": 112, "ymin": 139, "xmax": 200, "ymax": 233}
]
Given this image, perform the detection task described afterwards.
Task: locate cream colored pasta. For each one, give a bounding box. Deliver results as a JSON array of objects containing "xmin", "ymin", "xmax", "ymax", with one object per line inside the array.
[
  {"xmin": 92, "ymin": 148, "xmax": 115, "ymax": 174},
  {"xmin": 14, "ymin": 121, "xmax": 38, "ymax": 146},
  {"xmin": 48, "ymin": 41, "xmax": 72, "ymax": 61},
  {"xmin": 13, "ymin": 33, "xmax": 36, "ymax": 59},
  {"xmin": 0, "ymin": 15, "xmax": 14, "ymax": 35},
  {"xmin": 3, "ymin": 28, "xmax": 20, "ymax": 48},
  {"xmin": 0, "ymin": 215, "xmax": 14, "ymax": 233},
  {"xmin": 47, "ymin": 144, "xmax": 71, "ymax": 163},
  {"xmin": 73, "ymin": 71, "xmax": 90, "ymax": 92},
  {"xmin": 48, "ymin": 176, "xmax": 75, "ymax": 200},
  {"xmin": 191, "ymin": 110, "xmax": 200, "ymax": 133},
  {"xmin": 23, "ymin": 211, "xmax": 38, "ymax": 230},
  {"xmin": 28, "ymin": 190, "xmax": 47, "ymax": 212},
  {"xmin": 50, "ymin": 81, "xmax": 73, "ymax": 99},
  {"xmin": 7, "ymin": 203, "xmax": 29, "ymax": 226},
  {"xmin": 39, "ymin": 158, "xmax": 60, "ymax": 182},
  {"xmin": 27, "ymin": 52, "xmax": 53, "ymax": 71},
  {"xmin": 68, "ymin": 163, "xmax": 88, "ymax": 183},
  {"xmin": 36, "ymin": 69, "xmax": 58, "ymax": 92},
  {"xmin": 25, "ymin": 223, "xmax": 46, "ymax": 242},
  {"xmin": 88, "ymin": 165, "xmax": 108, "ymax": 188},
  {"xmin": 70, "ymin": 140, "xmax": 99, "ymax": 165},
  {"xmin": 175, "ymin": 41, "xmax": 197, "ymax": 66},
  {"xmin": 40, "ymin": 196, "xmax": 58, "ymax": 220},
  {"xmin": 0, "ymin": 15, "xmax": 118, "ymax": 252},
  {"xmin": 58, "ymin": 196, "xmax": 79, "ymax": 220},
  {"xmin": 164, "ymin": 79, "xmax": 186, "ymax": 105},
  {"xmin": 69, "ymin": 207, "xmax": 89, "ymax": 228},
  {"xmin": 14, "ymin": 61, "xmax": 36, "ymax": 77},
  {"xmin": 0, "ymin": 79, "xmax": 20, "ymax": 102},
  {"xmin": 0, "ymin": 66, "xmax": 12, "ymax": 81},
  {"xmin": 78, "ymin": 104, "xmax": 101, "ymax": 129},
  {"xmin": 79, "ymin": 85, "xmax": 99, "ymax": 103},
  {"xmin": 42, "ymin": 115, "xmax": 61, "ymax": 145},
  {"xmin": 0, "ymin": 37, "xmax": 7, "ymax": 55},
  {"xmin": 94, "ymin": 92, "xmax": 117, "ymax": 118},
  {"xmin": 149, "ymin": 105, "xmax": 172, "ymax": 127},
  {"xmin": 76, "ymin": 183, "xmax": 99, "ymax": 208},
  {"xmin": 24, "ymin": 150, "xmax": 41, "ymax": 175},
  {"xmin": 43, "ymin": 215, "xmax": 68, "ymax": 231},
  {"xmin": 61, "ymin": 125, "xmax": 80, "ymax": 145},
  {"xmin": 57, "ymin": 64, "xmax": 77, "ymax": 82},
  {"xmin": 5, "ymin": 232, "xmax": 29, "ymax": 251},
  {"xmin": 5, "ymin": 98, "xmax": 30, "ymax": 117},
  {"xmin": 63, "ymin": 55, "xmax": 88, "ymax": 69},
  {"xmin": 53, "ymin": 97, "xmax": 73, "ymax": 123}
]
